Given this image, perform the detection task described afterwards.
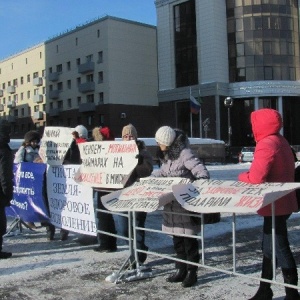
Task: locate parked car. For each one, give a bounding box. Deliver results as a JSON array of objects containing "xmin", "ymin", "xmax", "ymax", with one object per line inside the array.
[{"xmin": 239, "ymin": 146, "xmax": 255, "ymax": 163}]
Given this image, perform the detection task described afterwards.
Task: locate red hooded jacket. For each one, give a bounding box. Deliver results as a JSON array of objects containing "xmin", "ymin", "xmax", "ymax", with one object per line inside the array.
[{"xmin": 238, "ymin": 108, "xmax": 298, "ymax": 216}]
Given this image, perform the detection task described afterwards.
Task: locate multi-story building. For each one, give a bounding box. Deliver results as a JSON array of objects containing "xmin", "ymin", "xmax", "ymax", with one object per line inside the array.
[
  {"xmin": 155, "ymin": 0, "xmax": 300, "ymax": 147},
  {"xmin": 0, "ymin": 16, "xmax": 158, "ymax": 138}
]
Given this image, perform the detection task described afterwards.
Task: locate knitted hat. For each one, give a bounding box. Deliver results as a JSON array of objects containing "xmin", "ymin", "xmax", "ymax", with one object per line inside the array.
[
  {"xmin": 74, "ymin": 125, "xmax": 88, "ymax": 139},
  {"xmin": 100, "ymin": 127, "xmax": 115, "ymax": 141},
  {"xmin": 122, "ymin": 124, "xmax": 138, "ymax": 139},
  {"xmin": 155, "ymin": 126, "xmax": 176, "ymax": 146},
  {"xmin": 24, "ymin": 130, "xmax": 40, "ymax": 143}
]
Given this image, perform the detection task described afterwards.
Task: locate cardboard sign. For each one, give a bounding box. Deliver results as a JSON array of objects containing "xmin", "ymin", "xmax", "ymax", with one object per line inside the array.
[
  {"xmin": 47, "ymin": 165, "xmax": 96, "ymax": 236},
  {"xmin": 74, "ymin": 140, "xmax": 139, "ymax": 189},
  {"xmin": 172, "ymin": 179, "xmax": 300, "ymax": 213},
  {"xmin": 101, "ymin": 177, "xmax": 191, "ymax": 212},
  {"xmin": 39, "ymin": 127, "xmax": 74, "ymax": 165}
]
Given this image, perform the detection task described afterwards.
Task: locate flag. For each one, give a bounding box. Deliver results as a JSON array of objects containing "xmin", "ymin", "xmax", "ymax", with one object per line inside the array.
[{"xmin": 190, "ymin": 95, "xmax": 201, "ymax": 114}]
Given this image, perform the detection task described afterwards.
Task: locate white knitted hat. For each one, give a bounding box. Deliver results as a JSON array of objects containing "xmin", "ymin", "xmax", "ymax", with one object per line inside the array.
[
  {"xmin": 74, "ymin": 125, "xmax": 88, "ymax": 139},
  {"xmin": 155, "ymin": 126, "xmax": 176, "ymax": 146}
]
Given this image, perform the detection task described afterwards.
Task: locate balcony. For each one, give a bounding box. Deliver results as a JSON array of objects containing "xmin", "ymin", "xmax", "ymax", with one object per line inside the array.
[
  {"xmin": 48, "ymin": 72, "xmax": 60, "ymax": 82},
  {"xmin": 7, "ymin": 101, "xmax": 16, "ymax": 108},
  {"xmin": 78, "ymin": 82, "xmax": 95, "ymax": 93},
  {"xmin": 6, "ymin": 116, "xmax": 16, "ymax": 123},
  {"xmin": 49, "ymin": 90, "xmax": 60, "ymax": 99},
  {"xmin": 33, "ymin": 111, "xmax": 44, "ymax": 120},
  {"xmin": 33, "ymin": 77, "xmax": 43, "ymax": 86},
  {"xmin": 0, "ymin": 90, "xmax": 3, "ymax": 97},
  {"xmin": 33, "ymin": 94, "xmax": 44, "ymax": 103},
  {"xmin": 7, "ymin": 86, "xmax": 16, "ymax": 94},
  {"xmin": 78, "ymin": 61, "xmax": 95, "ymax": 74},
  {"xmin": 0, "ymin": 104, "xmax": 4, "ymax": 112},
  {"xmin": 79, "ymin": 102, "xmax": 96, "ymax": 113},
  {"xmin": 49, "ymin": 108, "xmax": 61, "ymax": 117}
]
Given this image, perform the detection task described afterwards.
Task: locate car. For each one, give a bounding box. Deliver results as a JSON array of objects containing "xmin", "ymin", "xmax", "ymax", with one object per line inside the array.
[{"xmin": 239, "ymin": 146, "xmax": 255, "ymax": 163}]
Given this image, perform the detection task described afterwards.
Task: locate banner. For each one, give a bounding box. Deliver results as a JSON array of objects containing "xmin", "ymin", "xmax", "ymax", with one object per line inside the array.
[
  {"xmin": 39, "ymin": 127, "xmax": 74, "ymax": 165},
  {"xmin": 6, "ymin": 163, "xmax": 50, "ymax": 222},
  {"xmin": 172, "ymin": 179, "xmax": 300, "ymax": 213},
  {"xmin": 74, "ymin": 140, "xmax": 139, "ymax": 189},
  {"xmin": 47, "ymin": 165, "xmax": 96, "ymax": 236},
  {"xmin": 101, "ymin": 177, "xmax": 191, "ymax": 212}
]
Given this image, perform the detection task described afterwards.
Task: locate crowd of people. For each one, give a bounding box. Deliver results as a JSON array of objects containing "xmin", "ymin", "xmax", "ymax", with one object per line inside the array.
[{"xmin": 0, "ymin": 109, "xmax": 300, "ymax": 297}]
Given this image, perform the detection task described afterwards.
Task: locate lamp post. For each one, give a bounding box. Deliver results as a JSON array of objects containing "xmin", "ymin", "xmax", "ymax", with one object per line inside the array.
[{"xmin": 224, "ymin": 97, "xmax": 234, "ymax": 146}]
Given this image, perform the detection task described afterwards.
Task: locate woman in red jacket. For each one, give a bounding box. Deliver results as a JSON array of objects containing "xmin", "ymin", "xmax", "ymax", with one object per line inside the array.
[{"xmin": 238, "ymin": 109, "xmax": 299, "ymax": 300}]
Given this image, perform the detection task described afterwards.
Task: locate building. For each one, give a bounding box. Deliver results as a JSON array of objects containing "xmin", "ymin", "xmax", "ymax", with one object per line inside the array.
[
  {"xmin": 155, "ymin": 0, "xmax": 300, "ymax": 147},
  {"xmin": 0, "ymin": 16, "xmax": 158, "ymax": 138}
]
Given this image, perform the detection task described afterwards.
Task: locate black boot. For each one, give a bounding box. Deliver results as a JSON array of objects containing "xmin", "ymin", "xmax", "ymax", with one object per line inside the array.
[
  {"xmin": 46, "ymin": 225, "xmax": 55, "ymax": 241},
  {"xmin": 166, "ymin": 267, "xmax": 187, "ymax": 283},
  {"xmin": 282, "ymin": 268, "xmax": 300, "ymax": 300},
  {"xmin": 182, "ymin": 269, "xmax": 197, "ymax": 288},
  {"xmin": 249, "ymin": 256, "xmax": 273, "ymax": 300}
]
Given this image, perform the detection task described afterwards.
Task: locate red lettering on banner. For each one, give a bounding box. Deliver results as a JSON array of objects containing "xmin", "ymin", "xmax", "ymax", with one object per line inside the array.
[
  {"xmin": 76, "ymin": 172, "xmax": 103, "ymax": 184},
  {"xmin": 234, "ymin": 196, "xmax": 263, "ymax": 208},
  {"xmin": 107, "ymin": 144, "xmax": 137, "ymax": 153}
]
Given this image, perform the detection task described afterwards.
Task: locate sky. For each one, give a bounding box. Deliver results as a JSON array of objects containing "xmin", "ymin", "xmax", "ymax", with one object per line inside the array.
[{"xmin": 0, "ymin": 0, "xmax": 157, "ymax": 60}]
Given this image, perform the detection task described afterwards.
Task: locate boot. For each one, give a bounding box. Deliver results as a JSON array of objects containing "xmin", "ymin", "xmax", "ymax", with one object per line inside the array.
[
  {"xmin": 46, "ymin": 225, "xmax": 55, "ymax": 241},
  {"xmin": 182, "ymin": 269, "xmax": 197, "ymax": 288},
  {"xmin": 249, "ymin": 256, "xmax": 273, "ymax": 300},
  {"xmin": 166, "ymin": 267, "xmax": 187, "ymax": 283},
  {"xmin": 282, "ymin": 268, "xmax": 300, "ymax": 300}
]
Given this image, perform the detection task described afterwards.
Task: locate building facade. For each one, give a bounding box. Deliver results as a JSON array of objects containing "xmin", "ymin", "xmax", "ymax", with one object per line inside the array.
[
  {"xmin": 155, "ymin": 0, "xmax": 300, "ymax": 147},
  {"xmin": 0, "ymin": 16, "xmax": 158, "ymax": 138}
]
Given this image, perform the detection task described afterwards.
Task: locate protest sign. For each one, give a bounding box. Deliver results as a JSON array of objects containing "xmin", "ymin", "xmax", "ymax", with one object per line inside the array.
[
  {"xmin": 101, "ymin": 177, "xmax": 191, "ymax": 212},
  {"xmin": 47, "ymin": 165, "xmax": 96, "ymax": 236},
  {"xmin": 6, "ymin": 163, "xmax": 50, "ymax": 222},
  {"xmin": 74, "ymin": 140, "xmax": 139, "ymax": 189},
  {"xmin": 172, "ymin": 179, "xmax": 300, "ymax": 214},
  {"xmin": 39, "ymin": 127, "xmax": 74, "ymax": 165}
]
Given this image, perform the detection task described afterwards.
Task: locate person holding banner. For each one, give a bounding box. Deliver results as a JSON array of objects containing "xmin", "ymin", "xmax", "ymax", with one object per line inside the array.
[
  {"xmin": 0, "ymin": 120, "xmax": 14, "ymax": 259},
  {"xmin": 117, "ymin": 124, "xmax": 153, "ymax": 265},
  {"xmin": 238, "ymin": 109, "xmax": 300, "ymax": 300},
  {"xmin": 152, "ymin": 126, "xmax": 209, "ymax": 288},
  {"xmin": 14, "ymin": 130, "xmax": 41, "ymax": 229},
  {"xmin": 92, "ymin": 126, "xmax": 118, "ymax": 253}
]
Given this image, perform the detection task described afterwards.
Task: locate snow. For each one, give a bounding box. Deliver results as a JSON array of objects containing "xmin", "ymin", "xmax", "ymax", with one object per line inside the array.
[{"xmin": 1, "ymin": 162, "xmax": 300, "ymax": 299}]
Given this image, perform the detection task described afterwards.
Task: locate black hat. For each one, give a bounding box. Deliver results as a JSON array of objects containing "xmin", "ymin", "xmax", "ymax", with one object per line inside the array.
[{"xmin": 24, "ymin": 131, "xmax": 40, "ymax": 143}]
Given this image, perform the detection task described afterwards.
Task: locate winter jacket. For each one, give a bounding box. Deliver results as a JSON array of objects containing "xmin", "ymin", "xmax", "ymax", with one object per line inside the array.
[
  {"xmin": 0, "ymin": 121, "xmax": 13, "ymax": 208},
  {"xmin": 152, "ymin": 129, "xmax": 210, "ymax": 235},
  {"xmin": 124, "ymin": 140, "xmax": 153, "ymax": 188},
  {"xmin": 14, "ymin": 145, "xmax": 40, "ymax": 163},
  {"xmin": 238, "ymin": 108, "xmax": 298, "ymax": 216}
]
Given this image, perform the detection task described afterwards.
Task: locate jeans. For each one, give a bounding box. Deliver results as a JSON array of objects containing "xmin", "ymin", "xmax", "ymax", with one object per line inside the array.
[
  {"xmin": 262, "ymin": 215, "xmax": 296, "ymax": 269},
  {"xmin": 117, "ymin": 211, "xmax": 148, "ymax": 262}
]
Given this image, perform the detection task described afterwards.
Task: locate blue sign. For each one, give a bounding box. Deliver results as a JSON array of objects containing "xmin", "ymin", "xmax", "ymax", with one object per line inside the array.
[{"xmin": 6, "ymin": 163, "xmax": 50, "ymax": 222}]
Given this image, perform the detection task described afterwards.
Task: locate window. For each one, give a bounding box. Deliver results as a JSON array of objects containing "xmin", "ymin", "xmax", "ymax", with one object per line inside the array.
[
  {"xmin": 87, "ymin": 74, "xmax": 94, "ymax": 82},
  {"xmin": 13, "ymin": 79, "xmax": 18, "ymax": 86},
  {"xmin": 86, "ymin": 54, "xmax": 93, "ymax": 62},
  {"xmin": 56, "ymin": 64, "xmax": 62, "ymax": 72},
  {"xmin": 87, "ymin": 94, "xmax": 94, "ymax": 103},
  {"xmin": 20, "ymin": 77, "xmax": 24, "ymax": 85},
  {"xmin": 76, "ymin": 58, "xmax": 81, "ymax": 65},
  {"xmin": 57, "ymin": 82, "xmax": 63, "ymax": 91},
  {"xmin": 20, "ymin": 93, "xmax": 24, "ymax": 100},
  {"xmin": 21, "ymin": 108, "xmax": 25, "ymax": 117},
  {"xmin": 67, "ymin": 80, "xmax": 71, "ymax": 89},
  {"xmin": 27, "ymin": 74, "xmax": 30, "ymax": 83},
  {"xmin": 49, "ymin": 67, "xmax": 53, "ymax": 73},
  {"xmin": 42, "ymin": 70, "xmax": 46, "ymax": 77},
  {"xmin": 34, "ymin": 105, "xmax": 39, "ymax": 112},
  {"xmin": 33, "ymin": 72, "xmax": 38, "ymax": 78},
  {"xmin": 67, "ymin": 98, "xmax": 72, "ymax": 108},
  {"xmin": 97, "ymin": 29, "xmax": 100, "ymax": 38},
  {"xmin": 34, "ymin": 88, "xmax": 39, "ymax": 95},
  {"xmin": 99, "ymin": 92, "xmax": 104, "ymax": 104},
  {"xmin": 75, "ymin": 38, "xmax": 78, "ymax": 46},
  {"xmin": 57, "ymin": 101, "xmax": 63, "ymax": 109},
  {"xmin": 77, "ymin": 97, "xmax": 81, "ymax": 105},
  {"xmin": 14, "ymin": 109, "xmax": 18, "ymax": 117},
  {"xmin": 50, "ymin": 102, "xmax": 53, "ymax": 110},
  {"xmin": 77, "ymin": 77, "xmax": 81, "ymax": 86},
  {"xmin": 98, "ymin": 51, "xmax": 103, "ymax": 63},
  {"xmin": 98, "ymin": 72, "xmax": 103, "ymax": 83},
  {"xmin": 27, "ymin": 91, "xmax": 30, "ymax": 99},
  {"xmin": 67, "ymin": 61, "xmax": 71, "ymax": 71}
]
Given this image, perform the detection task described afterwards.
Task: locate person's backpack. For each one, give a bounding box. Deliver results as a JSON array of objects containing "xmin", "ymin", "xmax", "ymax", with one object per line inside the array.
[{"xmin": 294, "ymin": 164, "xmax": 300, "ymax": 211}]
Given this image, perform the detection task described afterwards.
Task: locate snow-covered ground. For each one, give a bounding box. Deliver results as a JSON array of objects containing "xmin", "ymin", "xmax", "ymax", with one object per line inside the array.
[{"xmin": 1, "ymin": 163, "xmax": 300, "ymax": 300}]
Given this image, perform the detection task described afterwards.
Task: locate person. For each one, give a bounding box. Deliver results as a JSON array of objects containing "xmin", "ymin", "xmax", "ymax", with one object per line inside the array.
[
  {"xmin": 117, "ymin": 124, "xmax": 153, "ymax": 264},
  {"xmin": 14, "ymin": 130, "xmax": 41, "ymax": 229},
  {"xmin": 0, "ymin": 120, "xmax": 14, "ymax": 259},
  {"xmin": 238, "ymin": 108, "xmax": 300, "ymax": 300},
  {"xmin": 92, "ymin": 126, "xmax": 118, "ymax": 252},
  {"xmin": 151, "ymin": 126, "xmax": 210, "ymax": 288},
  {"xmin": 73, "ymin": 125, "xmax": 89, "ymax": 143}
]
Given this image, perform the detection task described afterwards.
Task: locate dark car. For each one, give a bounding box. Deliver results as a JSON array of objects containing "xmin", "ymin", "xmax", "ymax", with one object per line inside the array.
[{"xmin": 239, "ymin": 147, "xmax": 255, "ymax": 163}]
